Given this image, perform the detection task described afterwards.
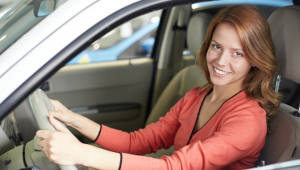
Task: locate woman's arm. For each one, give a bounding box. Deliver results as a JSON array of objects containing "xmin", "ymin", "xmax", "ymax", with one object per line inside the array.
[
  {"xmin": 94, "ymin": 94, "xmax": 186, "ymax": 154},
  {"xmin": 48, "ymin": 98, "xmax": 181, "ymax": 155}
]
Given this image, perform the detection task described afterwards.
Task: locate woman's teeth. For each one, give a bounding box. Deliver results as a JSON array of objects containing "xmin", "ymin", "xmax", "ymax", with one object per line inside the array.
[{"xmin": 214, "ymin": 67, "xmax": 226, "ymax": 75}]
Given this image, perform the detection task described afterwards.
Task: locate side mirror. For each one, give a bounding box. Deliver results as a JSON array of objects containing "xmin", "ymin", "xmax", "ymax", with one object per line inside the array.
[{"xmin": 33, "ymin": 0, "xmax": 56, "ymax": 17}]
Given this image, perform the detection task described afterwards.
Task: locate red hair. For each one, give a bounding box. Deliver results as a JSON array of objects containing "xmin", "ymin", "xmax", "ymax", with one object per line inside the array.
[{"xmin": 198, "ymin": 5, "xmax": 280, "ymax": 115}]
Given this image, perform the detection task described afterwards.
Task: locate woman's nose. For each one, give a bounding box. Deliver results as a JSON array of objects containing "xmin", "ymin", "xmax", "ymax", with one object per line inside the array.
[{"xmin": 216, "ymin": 51, "xmax": 229, "ymax": 66}]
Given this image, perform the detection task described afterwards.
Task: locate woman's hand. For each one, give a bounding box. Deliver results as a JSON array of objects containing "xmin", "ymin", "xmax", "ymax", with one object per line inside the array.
[
  {"xmin": 50, "ymin": 99, "xmax": 80, "ymax": 128},
  {"xmin": 36, "ymin": 114, "xmax": 84, "ymax": 165},
  {"xmin": 36, "ymin": 114, "xmax": 121, "ymax": 169},
  {"xmin": 49, "ymin": 99, "xmax": 101, "ymax": 144}
]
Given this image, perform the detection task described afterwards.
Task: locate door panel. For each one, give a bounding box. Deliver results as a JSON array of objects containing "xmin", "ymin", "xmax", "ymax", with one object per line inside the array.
[{"xmin": 46, "ymin": 58, "xmax": 153, "ymax": 132}]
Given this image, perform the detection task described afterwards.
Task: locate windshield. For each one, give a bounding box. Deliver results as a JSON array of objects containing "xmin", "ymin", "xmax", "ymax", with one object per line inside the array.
[{"xmin": 0, "ymin": 0, "xmax": 65, "ymax": 55}]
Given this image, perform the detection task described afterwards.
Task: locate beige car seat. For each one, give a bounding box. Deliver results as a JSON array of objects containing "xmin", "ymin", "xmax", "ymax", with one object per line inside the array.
[
  {"xmin": 258, "ymin": 6, "xmax": 300, "ymax": 165},
  {"xmin": 146, "ymin": 12, "xmax": 212, "ymax": 125},
  {"xmin": 145, "ymin": 12, "xmax": 212, "ymax": 157}
]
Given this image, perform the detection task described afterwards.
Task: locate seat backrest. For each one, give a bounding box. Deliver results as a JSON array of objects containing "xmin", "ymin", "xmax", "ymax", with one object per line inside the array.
[
  {"xmin": 269, "ymin": 6, "xmax": 300, "ymax": 109},
  {"xmin": 259, "ymin": 6, "xmax": 300, "ymax": 165},
  {"xmin": 259, "ymin": 103, "xmax": 300, "ymax": 164},
  {"xmin": 146, "ymin": 12, "xmax": 212, "ymax": 125},
  {"xmin": 268, "ymin": 6, "xmax": 300, "ymax": 84}
]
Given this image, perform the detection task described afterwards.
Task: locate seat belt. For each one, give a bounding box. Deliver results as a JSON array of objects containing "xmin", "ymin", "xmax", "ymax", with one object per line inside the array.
[{"xmin": 169, "ymin": 9, "xmax": 189, "ymax": 76}]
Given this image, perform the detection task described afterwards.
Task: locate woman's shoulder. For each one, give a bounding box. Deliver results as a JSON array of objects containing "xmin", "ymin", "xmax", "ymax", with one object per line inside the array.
[{"xmin": 224, "ymin": 91, "xmax": 266, "ymax": 119}]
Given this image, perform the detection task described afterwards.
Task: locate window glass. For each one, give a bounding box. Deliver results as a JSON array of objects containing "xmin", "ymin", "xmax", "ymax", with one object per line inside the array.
[
  {"xmin": 0, "ymin": 0, "xmax": 68, "ymax": 55},
  {"xmin": 192, "ymin": 0, "xmax": 293, "ymax": 11},
  {"xmin": 67, "ymin": 10, "xmax": 162, "ymax": 65}
]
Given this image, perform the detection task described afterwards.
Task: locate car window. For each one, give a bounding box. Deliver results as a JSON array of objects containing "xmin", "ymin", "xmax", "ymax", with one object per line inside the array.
[
  {"xmin": 67, "ymin": 10, "xmax": 162, "ymax": 65},
  {"xmin": 0, "ymin": 0, "xmax": 68, "ymax": 55}
]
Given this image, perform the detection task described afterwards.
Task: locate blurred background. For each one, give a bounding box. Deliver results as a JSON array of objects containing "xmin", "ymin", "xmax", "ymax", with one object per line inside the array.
[{"xmin": 0, "ymin": 0, "xmax": 15, "ymax": 5}]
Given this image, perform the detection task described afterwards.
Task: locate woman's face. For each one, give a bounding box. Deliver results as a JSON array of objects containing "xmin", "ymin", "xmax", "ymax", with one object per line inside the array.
[{"xmin": 206, "ymin": 22, "xmax": 251, "ymax": 89}]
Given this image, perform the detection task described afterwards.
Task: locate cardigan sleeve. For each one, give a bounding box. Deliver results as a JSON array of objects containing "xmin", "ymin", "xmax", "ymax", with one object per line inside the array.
[
  {"xmin": 95, "ymin": 88, "xmax": 198, "ymax": 154},
  {"xmin": 119, "ymin": 107, "xmax": 267, "ymax": 170}
]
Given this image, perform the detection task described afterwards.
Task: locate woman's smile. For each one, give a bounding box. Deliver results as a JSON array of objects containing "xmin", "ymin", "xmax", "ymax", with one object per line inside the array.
[{"xmin": 213, "ymin": 66, "xmax": 230, "ymax": 77}]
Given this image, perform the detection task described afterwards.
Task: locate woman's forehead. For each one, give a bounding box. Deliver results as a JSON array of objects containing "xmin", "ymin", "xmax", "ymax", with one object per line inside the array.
[{"xmin": 212, "ymin": 22, "xmax": 243, "ymax": 50}]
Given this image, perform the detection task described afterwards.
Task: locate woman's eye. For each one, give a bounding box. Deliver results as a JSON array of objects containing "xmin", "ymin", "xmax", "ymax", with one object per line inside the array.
[
  {"xmin": 211, "ymin": 44, "xmax": 221, "ymax": 50},
  {"xmin": 233, "ymin": 51, "xmax": 243, "ymax": 57}
]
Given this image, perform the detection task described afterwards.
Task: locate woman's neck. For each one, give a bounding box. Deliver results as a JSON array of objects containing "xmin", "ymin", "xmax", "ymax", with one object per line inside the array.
[{"xmin": 208, "ymin": 84, "xmax": 243, "ymax": 103}]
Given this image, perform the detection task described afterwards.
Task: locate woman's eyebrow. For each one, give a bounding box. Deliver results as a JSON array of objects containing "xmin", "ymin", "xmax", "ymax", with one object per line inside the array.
[
  {"xmin": 211, "ymin": 39, "xmax": 222, "ymax": 47},
  {"xmin": 232, "ymin": 48, "xmax": 244, "ymax": 51},
  {"xmin": 211, "ymin": 39, "xmax": 218, "ymax": 44}
]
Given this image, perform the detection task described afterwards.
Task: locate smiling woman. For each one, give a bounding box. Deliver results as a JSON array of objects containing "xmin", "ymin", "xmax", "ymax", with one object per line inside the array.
[
  {"xmin": 0, "ymin": 0, "xmax": 297, "ymax": 170},
  {"xmin": 34, "ymin": 5, "xmax": 280, "ymax": 170},
  {"xmin": 199, "ymin": 5, "xmax": 280, "ymax": 116}
]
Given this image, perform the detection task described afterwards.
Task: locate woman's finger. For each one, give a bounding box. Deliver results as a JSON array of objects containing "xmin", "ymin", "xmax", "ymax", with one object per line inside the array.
[
  {"xmin": 36, "ymin": 130, "xmax": 53, "ymax": 139},
  {"xmin": 49, "ymin": 110, "xmax": 62, "ymax": 120},
  {"xmin": 37, "ymin": 138, "xmax": 47, "ymax": 148},
  {"xmin": 49, "ymin": 114, "xmax": 69, "ymax": 133}
]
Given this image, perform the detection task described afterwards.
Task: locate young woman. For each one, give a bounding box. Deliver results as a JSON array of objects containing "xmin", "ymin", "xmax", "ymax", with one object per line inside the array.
[{"xmin": 36, "ymin": 5, "xmax": 280, "ymax": 170}]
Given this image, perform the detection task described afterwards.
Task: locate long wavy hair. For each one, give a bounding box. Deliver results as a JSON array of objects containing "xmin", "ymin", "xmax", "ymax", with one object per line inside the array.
[{"xmin": 198, "ymin": 5, "xmax": 280, "ymax": 116}]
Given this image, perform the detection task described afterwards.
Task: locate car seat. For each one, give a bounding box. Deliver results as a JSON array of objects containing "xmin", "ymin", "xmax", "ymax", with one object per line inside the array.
[
  {"xmin": 146, "ymin": 12, "xmax": 212, "ymax": 125},
  {"xmin": 145, "ymin": 12, "xmax": 212, "ymax": 157},
  {"xmin": 258, "ymin": 5, "xmax": 300, "ymax": 165}
]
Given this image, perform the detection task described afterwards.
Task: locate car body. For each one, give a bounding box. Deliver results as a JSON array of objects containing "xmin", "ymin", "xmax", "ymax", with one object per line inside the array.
[{"xmin": 0, "ymin": 0, "xmax": 298, "ymax": 169}]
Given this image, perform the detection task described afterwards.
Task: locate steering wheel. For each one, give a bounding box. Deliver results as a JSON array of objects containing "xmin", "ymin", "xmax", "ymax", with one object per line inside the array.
[{"xmin": 28, "ymin": 89, "xmax": 78, "ymax": 170}]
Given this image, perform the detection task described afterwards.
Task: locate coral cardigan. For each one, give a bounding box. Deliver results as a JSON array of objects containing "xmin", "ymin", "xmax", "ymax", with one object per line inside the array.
[{"xmin": 95, "ymin": 87, "xmax": 267, "ymax": 170}]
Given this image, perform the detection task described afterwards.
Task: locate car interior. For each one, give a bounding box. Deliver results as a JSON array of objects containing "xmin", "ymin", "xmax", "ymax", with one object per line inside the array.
[{"xmin": 0, "ymin": 1, "xmax": 300, "ymax": 170}]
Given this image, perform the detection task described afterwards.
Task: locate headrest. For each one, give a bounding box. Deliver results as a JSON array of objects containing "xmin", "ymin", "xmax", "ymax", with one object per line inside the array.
[
  {"xmin": 187, "ymin": 13, "xmax": 212, "ymax": 57},
  {"xmin": 268, "ymin": 6, "xmax": 300, "ymax": 84}
]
